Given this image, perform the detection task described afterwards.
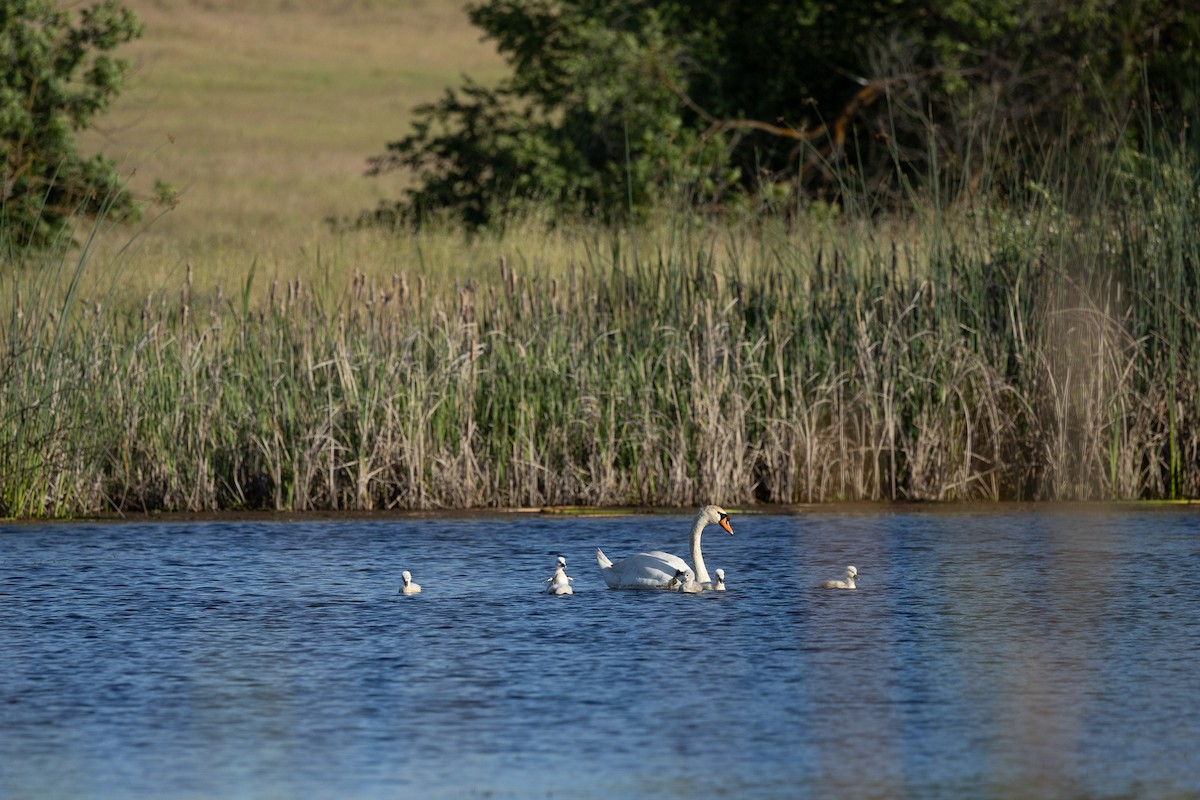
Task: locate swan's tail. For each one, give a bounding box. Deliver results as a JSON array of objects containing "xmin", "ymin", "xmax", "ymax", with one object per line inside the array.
[{"xmin": 595, "ymin": 547, "xmax": 613, "ymax": 570}]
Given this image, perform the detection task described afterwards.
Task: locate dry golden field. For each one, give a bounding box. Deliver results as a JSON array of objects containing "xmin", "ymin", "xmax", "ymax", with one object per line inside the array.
[
  {"xmin": 76, "ymin": 0, "xmax": 508, "ymax": 298},
  {"xmin": 66, "ymin": 0, "xmax": 919, "ymax": 307}
]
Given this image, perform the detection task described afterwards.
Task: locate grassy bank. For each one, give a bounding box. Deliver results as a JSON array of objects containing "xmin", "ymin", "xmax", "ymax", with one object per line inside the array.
[
  {"xmin": 4, "ymin": 2, "xmax": 1198, "ymax": 517},
  {"xmin": 4, "ymin": 139, "xmax": 1199, "ymax": 516}
]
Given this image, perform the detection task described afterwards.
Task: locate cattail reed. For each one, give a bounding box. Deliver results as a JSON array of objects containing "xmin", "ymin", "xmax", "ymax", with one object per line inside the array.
[{"xmin": 3, "ymin": 132, "xmax": 1200, "ymax": 516}]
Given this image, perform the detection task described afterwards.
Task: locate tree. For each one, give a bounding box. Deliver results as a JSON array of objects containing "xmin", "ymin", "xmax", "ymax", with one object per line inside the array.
[
  {"xmin": 1, "ymin": 0, "xmax": 142, "ymax": 252},
  {"xmin": 362, "ymin": 0, "xmax": 1200, "ymax": 227},
  {"xmin": 363, "ymin": 2, "xmax": 735, "ymax": 227}
]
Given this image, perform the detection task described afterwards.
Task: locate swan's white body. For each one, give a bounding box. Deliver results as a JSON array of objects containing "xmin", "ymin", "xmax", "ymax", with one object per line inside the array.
[
  {"xmin": 399, "ymin": 570, "xmax": 422, "ymax": 595},
  {"xmin": 819, "ymin": 565, "xmax": 857, "ymax": 590},
  {"xmin": 596, "ymin": 505, "xmax": 732, "ymax": 590},
  {"xmin": 545, "ymin": 556, "xmax": 574, "ymax": 595}
]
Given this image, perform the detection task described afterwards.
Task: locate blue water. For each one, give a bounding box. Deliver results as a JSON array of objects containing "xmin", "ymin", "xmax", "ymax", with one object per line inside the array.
[{"xmin": 2, "ymin": 508, "xmax": 1199, "ymax": 799}]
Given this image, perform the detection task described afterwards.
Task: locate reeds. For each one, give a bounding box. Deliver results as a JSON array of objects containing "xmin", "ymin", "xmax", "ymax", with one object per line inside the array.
[{"xmin": 4, "ymin": 128, "xmax": 1199, "ymax": 516}]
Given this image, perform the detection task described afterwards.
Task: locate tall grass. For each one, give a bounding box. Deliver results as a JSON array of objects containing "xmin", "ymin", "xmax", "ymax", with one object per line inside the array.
[{"xmin": 4, "ymin": 125, "xmax": 1200, "ymax": 516}]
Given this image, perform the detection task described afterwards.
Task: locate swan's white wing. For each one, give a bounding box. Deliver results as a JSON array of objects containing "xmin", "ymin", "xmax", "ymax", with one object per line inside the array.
[{"xmin": 600, "ymin": 551, "xmax": 690, "ymax": 589}]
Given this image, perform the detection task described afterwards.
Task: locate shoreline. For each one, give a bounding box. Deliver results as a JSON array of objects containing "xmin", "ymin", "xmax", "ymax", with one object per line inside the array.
[{"xmin": 5, "ymin": 498, "xmax": 1198, "ymax": 526}]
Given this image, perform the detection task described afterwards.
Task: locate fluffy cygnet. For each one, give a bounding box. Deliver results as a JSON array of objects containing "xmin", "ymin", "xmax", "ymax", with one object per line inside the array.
[
  {"xmin": 399, "ymin": 570, "xmax": 422, "ymax": 595},
  {"xmin": 818, "ymin": 565, "xmax": 857, "ymax": 590},
  {"xmin": 546, "ymin": 555, "xmax": 574, "ymax": 595}
]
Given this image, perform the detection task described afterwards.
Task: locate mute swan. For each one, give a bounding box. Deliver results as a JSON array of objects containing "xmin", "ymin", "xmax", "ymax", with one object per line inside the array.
[
  {"xmin": 399, "ymin": 570, "xmax": 422, "ymax": 595},
  {"xmin": 596, "ymin": 505, "xmax": 732, "ymax": 589},
  {"xmin": 545, "ymin": 555, "xmax": 574, "ymax": 595},
  {"xmin": 819, "ymin": 565, "xmax": 857, "ymax": 589}
]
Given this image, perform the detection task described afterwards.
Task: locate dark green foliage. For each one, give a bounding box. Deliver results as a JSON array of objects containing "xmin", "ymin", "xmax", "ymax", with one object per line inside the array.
[
  {"xmin": 364, "ymin": 0, "xmax": 1199, "ymax": 226},
  {"xmin": 363, "ymin": 1, "xmax": 739, "ymax": 227},
  {"xmin": 1, "ymin": 0, "xmax": 142, "ymax": 252}
]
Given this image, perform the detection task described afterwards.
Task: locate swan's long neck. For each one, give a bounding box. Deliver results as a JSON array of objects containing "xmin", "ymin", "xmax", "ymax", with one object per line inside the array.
[{"xmin": 689, "ymin": 513, "xmax": 711, "ymax": 585}]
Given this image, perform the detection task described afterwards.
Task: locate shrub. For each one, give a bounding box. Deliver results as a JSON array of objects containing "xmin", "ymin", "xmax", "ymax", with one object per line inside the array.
[{"xmin": 0, "ymin": 0, "xmax": 142, "ymax": 253}]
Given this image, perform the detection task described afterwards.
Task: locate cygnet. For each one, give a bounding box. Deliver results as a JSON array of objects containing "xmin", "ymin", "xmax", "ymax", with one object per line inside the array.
[
  {"xmin": 818, "ymin": 565, "xmax": 857, "ymax": 590},
  {"xmin": 545, "ymin": 555, "xmax": 574, "ymax": 595},
  {"xmin": 399, "ymin": 570, "xmax": 422, "ymax": 595}
]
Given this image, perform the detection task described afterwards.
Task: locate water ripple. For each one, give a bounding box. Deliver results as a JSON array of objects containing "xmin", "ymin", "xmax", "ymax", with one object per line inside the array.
[{"xmin": 2, "ymin": 509, "xmax": 1199, "ymax": 799}]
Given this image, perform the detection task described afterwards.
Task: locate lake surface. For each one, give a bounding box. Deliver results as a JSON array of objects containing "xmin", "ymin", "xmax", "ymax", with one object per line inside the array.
[{"xmin": 2, "ymin": 507, "xmax": 1199, "ymax": 799}]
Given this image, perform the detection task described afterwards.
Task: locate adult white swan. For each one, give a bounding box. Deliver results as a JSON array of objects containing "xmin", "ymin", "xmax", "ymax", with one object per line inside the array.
[{"xmin": 595, "ymin": 505, "xmax": 732, "ymax": 589}]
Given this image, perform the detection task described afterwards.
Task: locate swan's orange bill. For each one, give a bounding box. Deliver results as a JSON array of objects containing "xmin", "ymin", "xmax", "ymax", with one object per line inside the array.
[{"xmin": 720, "ymin": 516, "xmax": 733, "ymax": 535}]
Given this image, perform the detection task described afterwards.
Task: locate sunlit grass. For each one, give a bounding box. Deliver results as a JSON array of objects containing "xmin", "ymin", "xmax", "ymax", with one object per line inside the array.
[{"xmin": 78, "ymin": 0, "xmax": 507, "ymax": 255}]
